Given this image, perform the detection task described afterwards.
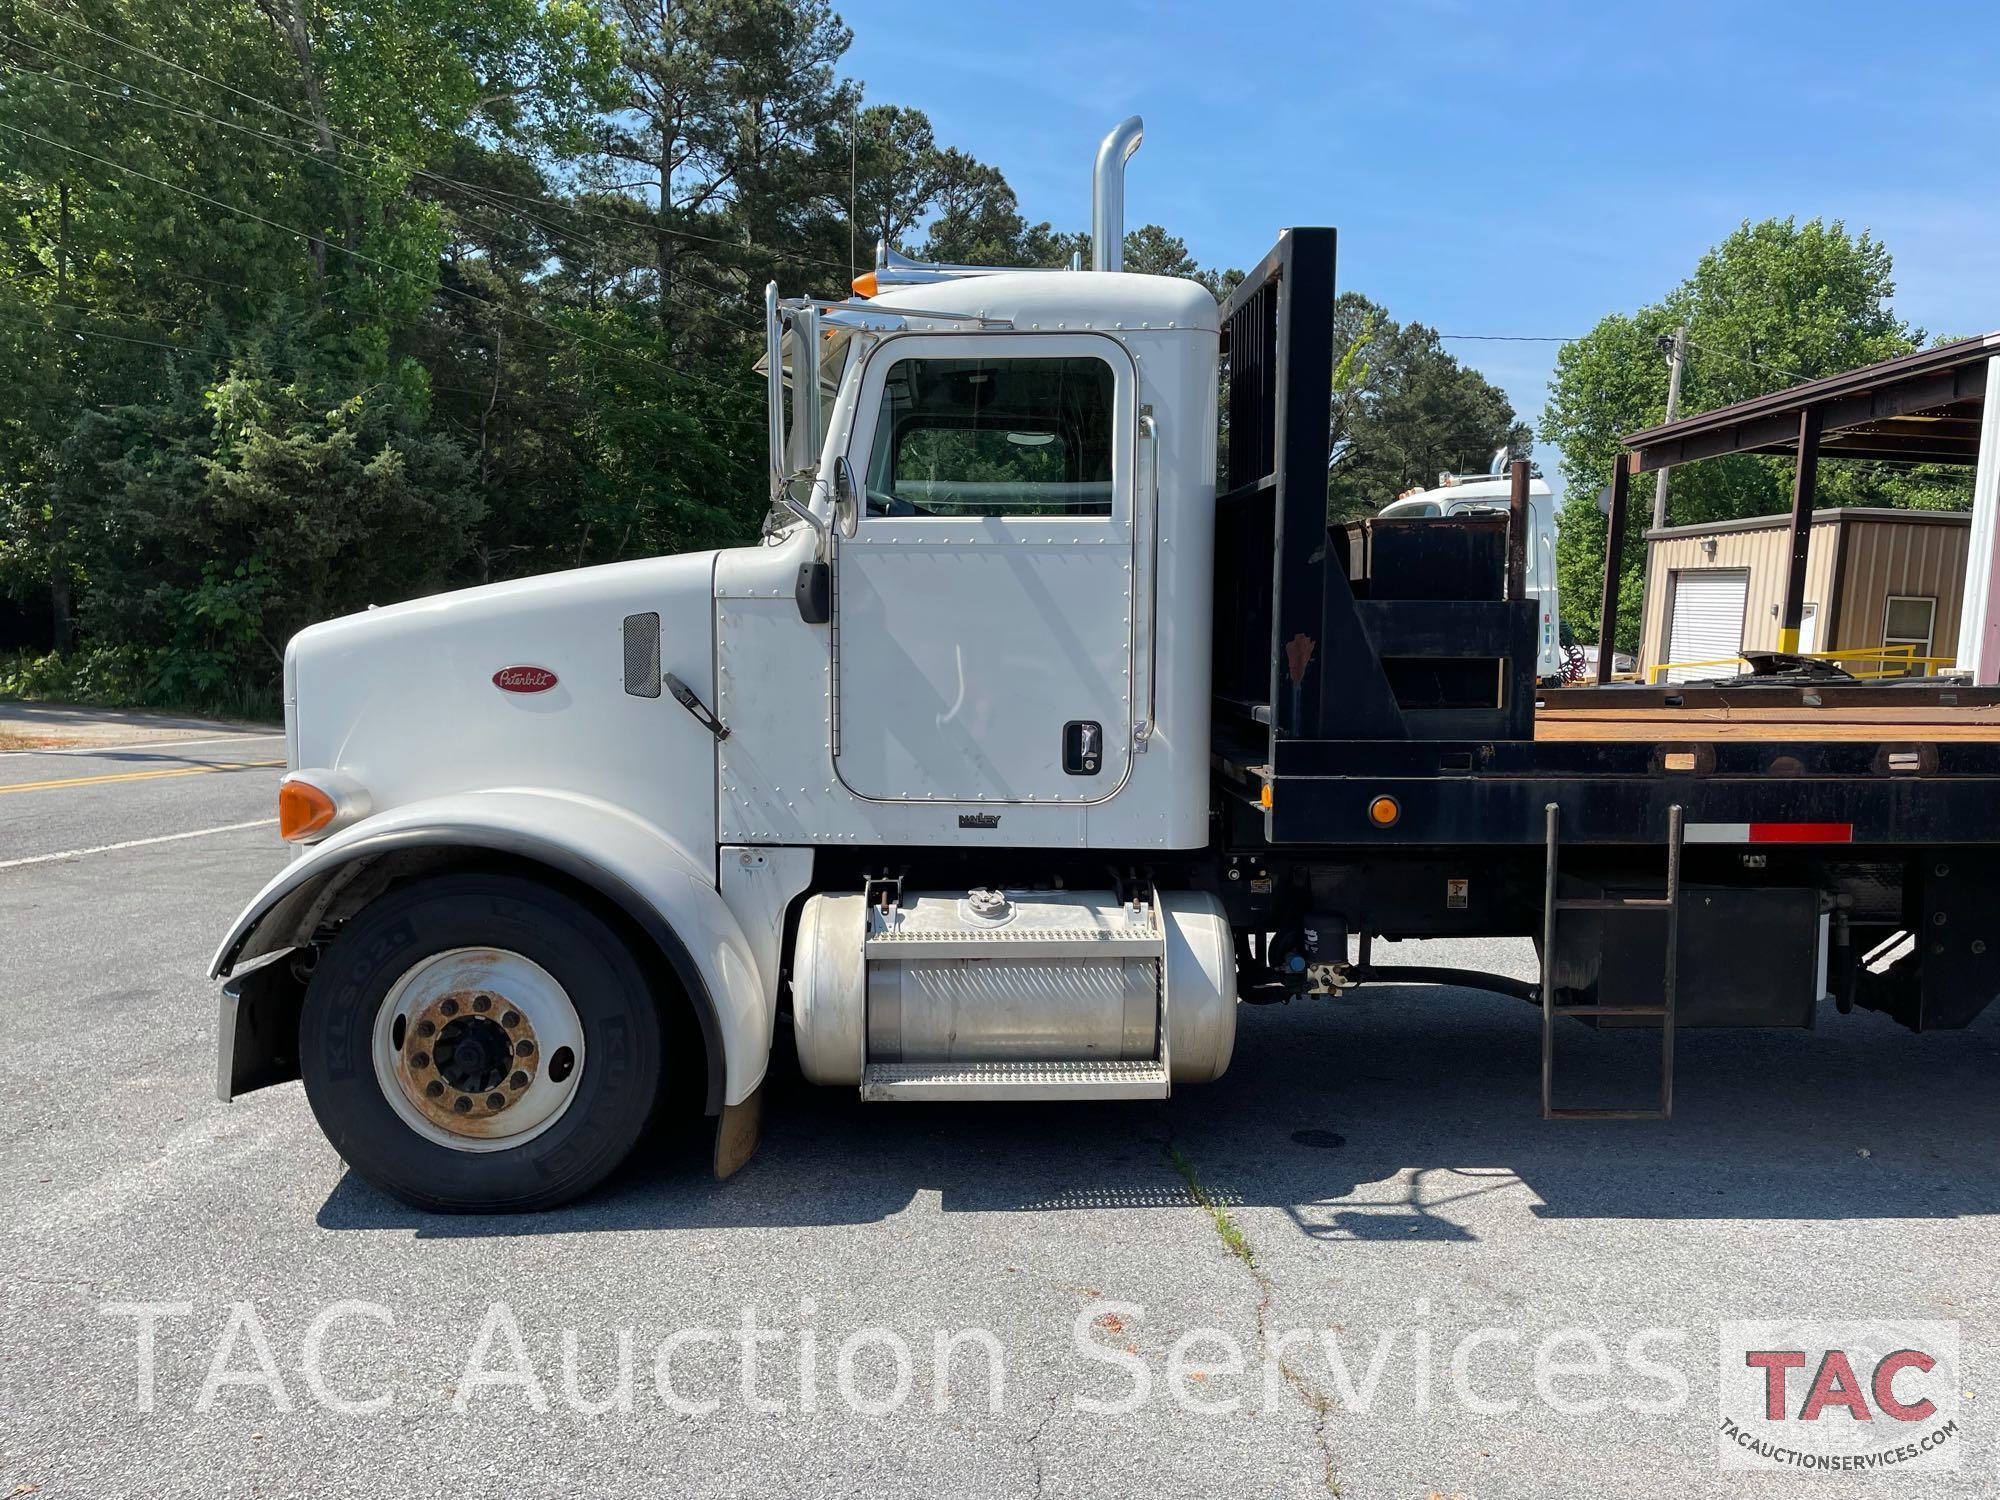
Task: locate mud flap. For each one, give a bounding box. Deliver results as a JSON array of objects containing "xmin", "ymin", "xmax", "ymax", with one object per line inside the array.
[
  {"xmin": 216, "ymin": 949, "xmax": 307, "ymax": 1102},
  {"xmin": 712, "ymin": 1083, "xmax": 763, "ymax": 1179},
  {"xmin": 1853, "ymin": 855, "xmax": 2000, "ymax": 1031},
  {"xmin": 1916, "ymin": 855, "xmax": 2000, "ymax": 1030}
]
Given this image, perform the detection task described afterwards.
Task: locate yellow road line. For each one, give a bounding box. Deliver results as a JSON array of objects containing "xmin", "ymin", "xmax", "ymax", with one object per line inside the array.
[{"xmin": 0, "ymin": 759, "xmax": 284, "ymax": 795}]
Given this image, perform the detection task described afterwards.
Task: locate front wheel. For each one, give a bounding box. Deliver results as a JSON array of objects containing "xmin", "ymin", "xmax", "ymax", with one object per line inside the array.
[{"xmin": 299, "ymin": 872, "xmax": 664, "ymax": 1213}]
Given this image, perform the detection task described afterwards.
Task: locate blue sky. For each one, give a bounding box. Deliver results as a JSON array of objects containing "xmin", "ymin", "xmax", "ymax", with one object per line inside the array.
[{"xmin": 840, "ymin": 0, "xmax": 2000, "ymax": 482}]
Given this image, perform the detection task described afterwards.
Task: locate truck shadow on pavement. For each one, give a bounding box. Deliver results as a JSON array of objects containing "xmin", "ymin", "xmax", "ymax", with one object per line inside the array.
[{"xmin": 316, "ymin": 983, "xmax": 2000, "ymax": 1240}]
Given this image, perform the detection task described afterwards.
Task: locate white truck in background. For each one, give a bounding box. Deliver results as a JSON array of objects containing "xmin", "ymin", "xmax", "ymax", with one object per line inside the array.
[{"xmin": 1377, "ymin": 455, "xmax": 1565, "ymax": 680}]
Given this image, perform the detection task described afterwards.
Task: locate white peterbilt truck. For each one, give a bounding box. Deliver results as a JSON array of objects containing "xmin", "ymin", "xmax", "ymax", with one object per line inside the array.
[{"xmin": 213, "ymin": 119, "xmax": 2000, "ymax": 1212}]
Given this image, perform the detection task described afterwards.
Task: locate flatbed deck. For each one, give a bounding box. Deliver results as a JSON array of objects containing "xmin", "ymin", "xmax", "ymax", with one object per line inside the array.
[
  {"xmin": 1535, "ymin": 704, "xmax": 2000, "ymax": 741},
  {"xmin": 1534, "ymin": 680, "xmax": 2000, "ymax": 741}
]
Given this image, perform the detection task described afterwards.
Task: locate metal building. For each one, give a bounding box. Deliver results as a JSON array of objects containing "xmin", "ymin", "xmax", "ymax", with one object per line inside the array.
[{"xmin": 1640, "ymin": 508, "xmax": 1970, "ymax": 681}]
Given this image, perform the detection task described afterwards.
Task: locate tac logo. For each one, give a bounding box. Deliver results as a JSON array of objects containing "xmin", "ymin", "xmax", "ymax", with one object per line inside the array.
[
  {"xmin": 492, "ymin": 666, "xmax": 559, "ymax": 694},
  {"xmin": 1717, "ymin": 1320, "xmax": 1961, "ymax": 1473}
]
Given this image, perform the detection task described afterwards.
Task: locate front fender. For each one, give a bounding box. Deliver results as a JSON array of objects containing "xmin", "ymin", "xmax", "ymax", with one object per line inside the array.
[{"xmin": 210, "ymin": 790, "xmax": 766, "ymax": 1110}]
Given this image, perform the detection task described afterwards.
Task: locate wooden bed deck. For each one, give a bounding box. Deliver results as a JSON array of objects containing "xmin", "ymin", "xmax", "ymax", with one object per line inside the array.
[{"xmin": 1535, "ymin": 699, "xmax": 2000, "ymax": 742}]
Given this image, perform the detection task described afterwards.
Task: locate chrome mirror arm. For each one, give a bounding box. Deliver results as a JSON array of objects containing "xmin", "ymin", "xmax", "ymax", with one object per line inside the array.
[{"xmin": 783, "ymin": 473, "xmax": 828, "ymax": 540}]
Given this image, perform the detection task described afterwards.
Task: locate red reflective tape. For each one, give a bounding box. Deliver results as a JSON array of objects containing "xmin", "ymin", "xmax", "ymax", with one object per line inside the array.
[{"xmin": 1746, "ymin": 822, "xmax": 1852, "ymax": 843}]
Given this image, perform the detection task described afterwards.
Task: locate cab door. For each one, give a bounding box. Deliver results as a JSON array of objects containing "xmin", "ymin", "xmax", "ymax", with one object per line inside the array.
[{"xmin": 832, "ymin": 333, "xmax": 1137, "ymax": 804}]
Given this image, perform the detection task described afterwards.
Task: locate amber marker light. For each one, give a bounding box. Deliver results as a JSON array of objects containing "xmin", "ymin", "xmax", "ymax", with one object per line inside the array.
[
  {"xmin": 278, "ymin": 778, "xmax": 336, "ymax": 842},
  {"xmin": 851, "ymin": 271, "xmax": 878, "ymax": 298},
  {"xmin": 1368, "ymin": 795, "xmax": 1401, "ymax": 828}
]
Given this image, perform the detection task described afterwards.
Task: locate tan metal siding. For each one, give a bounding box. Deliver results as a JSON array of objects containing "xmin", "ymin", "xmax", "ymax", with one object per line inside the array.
[
  {"xmin": 1803, "ymin": 524, "xmax": 1839, "ymax": 652},
  {"xmin": 1832, "ymin": 517, "xmax": 1971, "ymax": 664},
  {"xmin": 1641, "ymin": 518, "xmax": 1838, "ymax": 675}
]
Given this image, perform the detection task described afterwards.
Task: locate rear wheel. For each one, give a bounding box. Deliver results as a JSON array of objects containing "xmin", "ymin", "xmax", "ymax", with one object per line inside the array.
[{"xmin": 300, "ymin": 872, "xmax": 663, "ymax": 1213}]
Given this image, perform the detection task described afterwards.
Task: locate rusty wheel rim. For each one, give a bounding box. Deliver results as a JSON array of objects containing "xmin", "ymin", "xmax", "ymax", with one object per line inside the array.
[{"xmin": 372, "ymin": 947, "xmax": 585, "ymax": 1153}]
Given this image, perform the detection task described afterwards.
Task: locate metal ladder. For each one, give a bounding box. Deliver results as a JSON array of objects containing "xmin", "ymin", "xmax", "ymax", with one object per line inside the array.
[{"xmin": 1539, "ymin": 802, "xmax": 1684, "ymax": 1120}]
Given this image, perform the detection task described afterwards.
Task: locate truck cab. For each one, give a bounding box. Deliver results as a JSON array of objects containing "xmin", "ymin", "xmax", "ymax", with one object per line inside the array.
[
  {"xmin": 209, "ymin": 119, "xmax": 2000, "ymax": 1215},
  {"xmin": 211, "ymin": 119, "xmax": 1240, "ymax": 1213}
]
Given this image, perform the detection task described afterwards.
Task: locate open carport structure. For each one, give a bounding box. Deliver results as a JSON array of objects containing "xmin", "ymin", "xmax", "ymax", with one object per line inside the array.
[{"xmin": 1596, "ymin": 331, "xmax": 2000, "ymax": 682}]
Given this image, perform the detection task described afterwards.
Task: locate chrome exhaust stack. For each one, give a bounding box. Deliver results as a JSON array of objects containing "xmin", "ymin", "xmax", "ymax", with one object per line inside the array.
[{"xmin": 1090, "ymin": 116, "xmax": 1144, "ymax": 272}]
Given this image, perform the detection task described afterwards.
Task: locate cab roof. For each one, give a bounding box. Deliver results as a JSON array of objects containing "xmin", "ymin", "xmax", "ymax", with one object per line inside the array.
[{"xmin": 866, "ymin": 270, "xmax": 1220, "ymax": 336}]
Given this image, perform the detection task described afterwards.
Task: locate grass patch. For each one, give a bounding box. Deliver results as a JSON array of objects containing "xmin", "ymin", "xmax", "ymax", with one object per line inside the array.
[{"xmin": 1167, "ymin": 1144, "xmax": 1255, "ymax": 1269}]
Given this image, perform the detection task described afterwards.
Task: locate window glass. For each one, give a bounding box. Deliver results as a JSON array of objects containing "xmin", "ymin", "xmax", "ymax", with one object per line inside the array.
[
  {"xmin": 863, "ymin": 355, "xmax": 1115, "ymax": 518},
  {"xmin": 1884, "ymin": 596, "xmax": 1935, "ymax": 642},
  {"xmin": 1883, "ymin": 595, "xmax": 1937, "ymax": 675}
]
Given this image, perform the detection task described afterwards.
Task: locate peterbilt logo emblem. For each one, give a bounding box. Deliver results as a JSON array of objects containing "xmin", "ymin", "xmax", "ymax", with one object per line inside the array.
[{"xmin": 493, "ymin": 666, "xmax": 558, "ymax": 694}]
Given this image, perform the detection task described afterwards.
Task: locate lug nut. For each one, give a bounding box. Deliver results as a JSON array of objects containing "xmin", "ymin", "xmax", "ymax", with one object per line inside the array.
[
  {"xmin": 440, "ymin": 998, "xmax": 460, "ymax": 1017},
  {"xmin": 486, "ymin": 1093, "xmax": 506, "ymax": 1110},
  {"xmin": 416, "ymin": 1019, "xmax": 435, "ymax": 1038},
  {"xmin": 410, "ymin": 1051, "xmax": 430, "ymax": 1069},
  {"xmin": 502, "ymin": 1011, "xmax": 520, "ymax": 1029},
  {"xmin": 510, "ymin": 1070, "xmax": 529, "ymax": 1089},
  {"xmin": 452, "ymin": 1095, "xmax": 472, "ymax": 1113},
  {"xmin": 515, "ymin": 1039, "xmax": 535, "ymax": 1057},
  {"xmin": 473, "ymin": 995, "xmax": 491, "ymax": 1013},
  {"xmin": 425, "ymin": 1080, "xmax": 445, "ymax": 1098}
]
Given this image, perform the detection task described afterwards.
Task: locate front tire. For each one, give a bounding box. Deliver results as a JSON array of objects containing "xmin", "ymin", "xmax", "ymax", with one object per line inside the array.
[{"xmin": 300, "ymin": 872, "xmax": 663, "ymax": 1213}]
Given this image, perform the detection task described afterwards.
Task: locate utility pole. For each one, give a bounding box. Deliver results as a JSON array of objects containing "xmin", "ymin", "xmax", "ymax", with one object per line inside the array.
[{"xmin": 1651, "ymin": 325, "xmax": 1688, "ymax": 530}]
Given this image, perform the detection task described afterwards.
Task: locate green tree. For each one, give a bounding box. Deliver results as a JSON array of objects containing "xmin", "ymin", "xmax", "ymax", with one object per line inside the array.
[
  {"xmin": 593, "ymin": 0, "xmax": 855, "ymax": 332},
  {"xmin": 59, "ymin": 331, "xmax": 481, "ymax": 688},
  {"xmin": 0, "ymin": 0, "xmax": 1249, "ymax": 716}
]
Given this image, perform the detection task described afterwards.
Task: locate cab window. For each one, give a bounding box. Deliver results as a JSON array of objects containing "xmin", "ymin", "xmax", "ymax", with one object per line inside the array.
[{"xmin": 863, "ymin": 355, "xmax": 1114, "ymax": 518}]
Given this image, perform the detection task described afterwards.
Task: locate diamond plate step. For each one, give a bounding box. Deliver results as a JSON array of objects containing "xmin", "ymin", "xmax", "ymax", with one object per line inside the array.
[{"xmin": 860, "ymin": 1060, "xmax": 1170, "ymax": 1102}]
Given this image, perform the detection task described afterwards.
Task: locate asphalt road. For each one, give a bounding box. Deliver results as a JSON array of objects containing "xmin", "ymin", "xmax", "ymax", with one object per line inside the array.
[{"xmin": 3, "ymin": 705, "xmax": 1998, "ymax": 1498}]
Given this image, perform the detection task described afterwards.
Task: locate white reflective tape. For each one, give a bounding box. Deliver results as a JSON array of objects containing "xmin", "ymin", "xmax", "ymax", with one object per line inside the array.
[
  {"xmin": 1687, "ymin": 822, "xmax": 1853, "ymax": 845},
  {"xmin": 1685, "ymin": 823, "xmax": 1751, "ymax": 843}
]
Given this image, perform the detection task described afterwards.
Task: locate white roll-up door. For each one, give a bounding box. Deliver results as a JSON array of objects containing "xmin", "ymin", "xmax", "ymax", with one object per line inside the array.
[{"xmin": 1664, "ymin": 569, "xmax": 1749, "ymax": 682}]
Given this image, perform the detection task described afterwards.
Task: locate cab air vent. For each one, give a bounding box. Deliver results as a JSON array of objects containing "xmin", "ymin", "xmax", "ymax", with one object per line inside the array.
[{"xmin": 623, "ymin": 612, "xmax": 661, "ymax": 697}]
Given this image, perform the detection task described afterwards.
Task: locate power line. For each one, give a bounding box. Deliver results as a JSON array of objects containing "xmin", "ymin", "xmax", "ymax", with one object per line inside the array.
[
  {"xmin": 0, "ymin": 54, "xmax": 764, "ymax": 335},
  {"xmin": 0, "ymin": 118, "xmax": 772, "ymax": 413},
  {"xmin": 0, "ymin": 304, "xmax": 772, "ymax": 448},
  {"xmin": 0, "ymin": 309, "xmax": 204, "ymax": 355},
  {"xmin": 8, "ymin": 0, "xmax": 854, "ymax": 280},
  {"xmin": 1682, "ymin": 335, "xmax": 1813, "ymax": 387},
  {"xmin": 1435, "ymin": 329, "xmax": 1825, "ymax": 395}
]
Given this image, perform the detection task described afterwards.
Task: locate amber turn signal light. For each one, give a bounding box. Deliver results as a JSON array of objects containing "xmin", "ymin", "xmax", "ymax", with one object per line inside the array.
[
  {"xmin": 1368, "ymin": 795, "xmax": 1401, "ymax": 828},
  {"xmin": 278, "ymin": 777, "xmax": 337, "ymax": 842}
]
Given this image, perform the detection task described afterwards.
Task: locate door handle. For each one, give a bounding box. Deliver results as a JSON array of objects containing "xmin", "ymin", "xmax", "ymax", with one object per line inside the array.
[{"xmin": 1063, "ymin": 720, "xmax": 1102, "ymax": 775}]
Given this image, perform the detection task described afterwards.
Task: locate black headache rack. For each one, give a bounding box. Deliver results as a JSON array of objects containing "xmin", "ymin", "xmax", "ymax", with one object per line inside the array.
[{"xmin": 1210, "ymin": 228, "xmax": 2000, "ymax": 851}]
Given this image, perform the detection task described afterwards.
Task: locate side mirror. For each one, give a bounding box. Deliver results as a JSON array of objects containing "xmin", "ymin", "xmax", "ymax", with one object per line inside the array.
[{"xmin": 832, "ymin": 456, "xmax": 859, "ymax": 539}]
